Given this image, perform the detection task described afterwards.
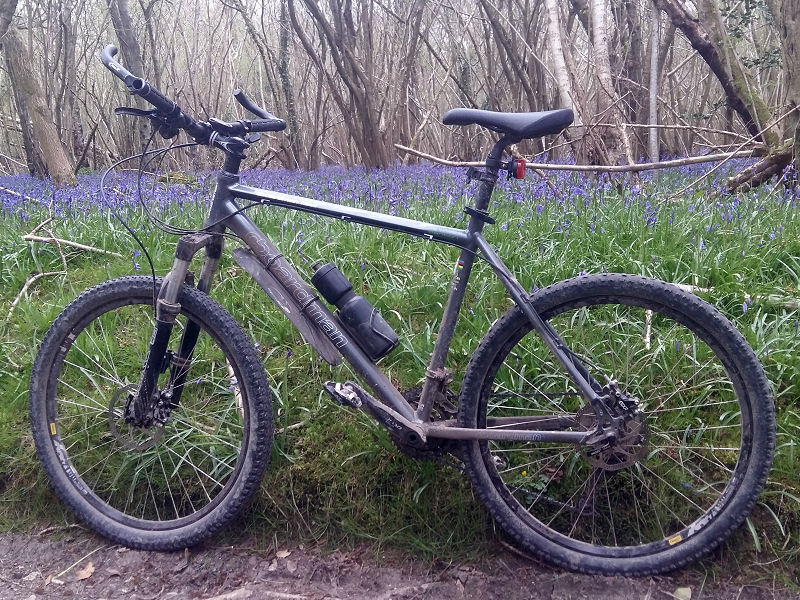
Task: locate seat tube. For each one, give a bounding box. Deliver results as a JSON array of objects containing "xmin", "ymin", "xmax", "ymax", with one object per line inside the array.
[{"xmin": 415, "ymin": 158, "xmax": 502, "ymax": 422}]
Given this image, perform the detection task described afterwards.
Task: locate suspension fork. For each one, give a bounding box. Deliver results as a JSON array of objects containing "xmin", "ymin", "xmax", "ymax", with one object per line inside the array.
[
  {"xmin": 129, "ymin": 233, "xmax": 224, "ymax": 423},
  {"xmin": 164, "ymin": 233, "xmax": 224, "ymax": 409}
]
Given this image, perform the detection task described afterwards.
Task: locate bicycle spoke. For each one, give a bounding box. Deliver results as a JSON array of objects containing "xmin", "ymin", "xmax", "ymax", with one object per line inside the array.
[{"xmin": 473, "ymin": 292, "xmax": 760, "ymax": 556}]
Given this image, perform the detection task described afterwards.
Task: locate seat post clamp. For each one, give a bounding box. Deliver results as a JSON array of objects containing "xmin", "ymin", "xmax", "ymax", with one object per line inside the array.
[{"xmin": 463, "ymin": 206, "xmax": 496, "ymax": 224}]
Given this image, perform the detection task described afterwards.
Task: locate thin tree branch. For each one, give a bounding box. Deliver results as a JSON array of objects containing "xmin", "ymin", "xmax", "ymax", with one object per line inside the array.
[
  {"xmin": 594, "ymin": 122, "xmax": 752, "ymax": 141},
  {"xmin": 394, "ymin": 143, "xmax": 757, "ymax": 172},
  {"xmin": 7, "ymin": 271, "xmax": 64, "ymax": 321},
  {"xmin": 23, "ymin": 234, "xmax": 124, "ymax": 257},
  {"xmin": 666, "ymin": 105, "xmax": 799, "ymax": 200}
]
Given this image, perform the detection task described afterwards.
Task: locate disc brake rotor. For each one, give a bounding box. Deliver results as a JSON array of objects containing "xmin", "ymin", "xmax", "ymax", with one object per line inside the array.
[{"xmin": 577, "ymin": 404, "xmax": 649, "ymax": 471}]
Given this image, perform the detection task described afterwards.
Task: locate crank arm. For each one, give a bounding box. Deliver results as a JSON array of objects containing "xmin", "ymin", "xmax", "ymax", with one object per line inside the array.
[{"xmin": 324, "ymin": 381, "xmax": 427, "ymax": 443}]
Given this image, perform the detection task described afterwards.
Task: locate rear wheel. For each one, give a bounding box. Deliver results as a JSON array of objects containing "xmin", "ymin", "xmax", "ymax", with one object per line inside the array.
[
  {"xmin": 30, "ymin": 276, "xmax": 273, "ymax": 550},
  {"xmin": 459, "ymin": 274, "xmax": 774, "ymax": 575}
]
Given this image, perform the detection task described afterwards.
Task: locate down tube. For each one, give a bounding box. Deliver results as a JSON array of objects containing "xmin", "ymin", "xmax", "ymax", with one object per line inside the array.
[{"xmin": 223, "ymin": 210, "xmax": 419, "ymax": 423}]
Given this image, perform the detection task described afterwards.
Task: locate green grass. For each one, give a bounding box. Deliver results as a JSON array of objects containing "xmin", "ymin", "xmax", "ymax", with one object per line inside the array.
[{"xmin": 2, "ymin": 165, "xmax": 800, "ymax": 574}]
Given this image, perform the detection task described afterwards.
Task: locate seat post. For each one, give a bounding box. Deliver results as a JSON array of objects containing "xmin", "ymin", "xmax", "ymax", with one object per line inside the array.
[{"xmin": 473, "ymin": 136, "xmax": 519, "ymax": 213}]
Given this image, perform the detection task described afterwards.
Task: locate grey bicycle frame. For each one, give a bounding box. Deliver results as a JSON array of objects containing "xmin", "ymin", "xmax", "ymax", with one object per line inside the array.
[{"xmin": 158, "ymin": 143, "xmax": 599, "ymax": 445}]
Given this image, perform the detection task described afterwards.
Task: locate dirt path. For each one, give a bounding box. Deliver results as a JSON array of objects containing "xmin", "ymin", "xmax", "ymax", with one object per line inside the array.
[{"xmin": 0, "ymin": 528, "xmax": 795, "ymax": 600}]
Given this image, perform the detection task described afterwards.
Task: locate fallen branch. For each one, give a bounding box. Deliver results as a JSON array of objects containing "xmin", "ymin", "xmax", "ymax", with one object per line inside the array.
[
  {"xmin": 754, "ymin": 294, "xmax": 800, "ymax": 310},
  {"xmin": 666, "ymin": 107, "xmax": 798, "ymax": 200},
  {"xmin": 644, "ymin": 282, "xmax": 711, "ymax": 350},
  {"xmin": 726, "ymin": 143, "xmax": 792, "ymax": 191},
  {"xmin": 38, "ymin": 523, "xmax": 85, "ymax": 536},
  {"xmin": 23, "ymin": 234, "xmax": 124, "ymax": 258},
  {"xmin": 275, "ymin": 421, "xmax": 307, "ymax": 435},
  {"xmin": 0, "ymin": 185, "xmax": 40, "ymax": 203},
  {"xmin": 48, "ymin": 544, "xmax": 108, "ymax": 583},
  {"xmin": 28, "ymin": 216, "xmax": 53, "ymax": 236},
  {"xmin": 6, "ymin": 271, "xmax": 64, "ymax": 321},
  {"xmin": 394, "ymin": 144, "xmax": 757, "ymax": 173}
]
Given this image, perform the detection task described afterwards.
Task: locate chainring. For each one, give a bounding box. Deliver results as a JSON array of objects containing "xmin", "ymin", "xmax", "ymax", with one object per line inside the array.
[{"xmin": 390, "ymin": 386, "xmax": 459, "ymax": 461}]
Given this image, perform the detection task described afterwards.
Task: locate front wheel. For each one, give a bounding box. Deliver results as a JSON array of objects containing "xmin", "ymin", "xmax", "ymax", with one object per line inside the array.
[
  {"xmin": 29, "ymin": 276, "xmax": 273, "ymax": 550},
  {"xmin": 459, "ymin": 274, "xmax": 775, "ymax": 575}
]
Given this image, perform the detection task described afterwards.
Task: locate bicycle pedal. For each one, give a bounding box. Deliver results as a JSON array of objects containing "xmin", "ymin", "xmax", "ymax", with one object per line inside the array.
[{"xmin": 323, "ymin": 381, "xmax": 362, "ymax": 408}]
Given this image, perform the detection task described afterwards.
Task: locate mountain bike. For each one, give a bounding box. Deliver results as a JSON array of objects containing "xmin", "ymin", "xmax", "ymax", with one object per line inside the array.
[{"xmin": 28, "ymin": 45, "xmax": 776, "ymax": 576}]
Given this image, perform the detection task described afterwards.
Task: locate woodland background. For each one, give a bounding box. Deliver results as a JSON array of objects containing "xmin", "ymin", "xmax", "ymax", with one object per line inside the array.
[
  {"xmin": 0, "ymin": 0, "xmax": 797, "ymax": 187},
  {"xmin": 4, "ymin": 0, "xmax": 800, "ymax": 574}
]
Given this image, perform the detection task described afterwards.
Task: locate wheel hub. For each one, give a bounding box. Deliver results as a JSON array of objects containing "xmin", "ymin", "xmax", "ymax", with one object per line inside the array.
[
  {"xmin": 108, "ymin": 384, "xmax": 164, "ymax": 450},
  {"xmin": 577, "ymin": 382, "xmax": 649, "ymax": 471}
]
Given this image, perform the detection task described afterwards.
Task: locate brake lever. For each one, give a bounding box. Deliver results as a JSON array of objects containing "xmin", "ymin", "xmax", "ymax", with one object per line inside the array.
[
  {"xmin": 114, "ymin": 107, "xmax": 180, "ymax": 139},
  {"xmin": 114, "ymin": 106, "xmax": 160, "ymax": 118}
]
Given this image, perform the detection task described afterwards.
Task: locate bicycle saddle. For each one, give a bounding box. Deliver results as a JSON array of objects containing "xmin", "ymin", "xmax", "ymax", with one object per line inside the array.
[{"xmin": 442, "ymin": 107, "xmax": 574, "ymax": 140}]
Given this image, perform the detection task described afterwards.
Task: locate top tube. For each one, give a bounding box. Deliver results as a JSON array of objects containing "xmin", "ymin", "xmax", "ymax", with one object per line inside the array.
[{"xmin": 229, "ymin": 183, "xmax": 473, "ymax": 248}]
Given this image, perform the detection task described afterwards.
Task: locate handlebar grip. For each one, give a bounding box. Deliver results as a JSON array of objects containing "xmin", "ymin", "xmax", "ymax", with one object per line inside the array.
[
  {"xmin": 101, "ymin": 44, "xmax": 209, "ymax": 141},
  {"xmin": 249, "ymin": 118, "xmax": 287, "ymax": 133},
  {"xmin": 102, "ymin": 45, "xmax": 178, "ymax": 113},
  {"xmin": 128, "ymin": 78, "xmax": 181, "ymax": 118}
]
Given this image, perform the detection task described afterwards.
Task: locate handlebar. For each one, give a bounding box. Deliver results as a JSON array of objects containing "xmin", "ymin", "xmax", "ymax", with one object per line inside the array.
[
  {"xmin": 233, "ymin": 89, "xmax": 286, "ymax": 133},
  {"xmin": 101, "ymin": 44, "xmax": 286, "ymax": 149}
]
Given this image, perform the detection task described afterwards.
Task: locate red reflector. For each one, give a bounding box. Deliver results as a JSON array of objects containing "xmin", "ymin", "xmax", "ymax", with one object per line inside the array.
[{"xmin": 516, "ymin": 158, "xmax": 526, "ymax": 179}]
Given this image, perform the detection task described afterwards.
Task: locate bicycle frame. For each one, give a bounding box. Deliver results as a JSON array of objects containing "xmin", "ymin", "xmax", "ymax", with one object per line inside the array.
[{"xmin": 152, "ymin": 142, "xmax": 600, "ymax": 446}]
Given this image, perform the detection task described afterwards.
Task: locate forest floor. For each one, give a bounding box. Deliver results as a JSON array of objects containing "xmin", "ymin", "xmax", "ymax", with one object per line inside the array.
[{"xmin": 0, "ymin": 528, "xmax": 798, "ymax": 600}]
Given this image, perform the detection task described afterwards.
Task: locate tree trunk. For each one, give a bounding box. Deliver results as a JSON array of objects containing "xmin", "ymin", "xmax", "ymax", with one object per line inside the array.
[
  {"xmin": 278, "ymin": 0, "xmax": 302, "ymax": 168},
  {"xmin": 767, "ymin": 0, "xmax": 800, "ymax": 172},
  {"xmin": 3, "ymin": 28, "xmax": 76, "ymax": 185},
  {"xmin": 544, "ymin": 0, "xmax": 573, "ymax": 111},
  {"xmin": 590, "ymin": 0, "xmax": 631, "ymax": 165},
  {"xmin": 289, "ymin": 0, "xmax": 393, "ymax": 168},
  {"xmin": 655, "ymin": 0, "xmax": 791, "ymax": 190},
  {"xmin": 139, "ymin": 0, "xmax": 163, "ymax": 90},
  {"xmin": 654, "ymin": 0, "xmax": 777, "ymax": 145},
  {"xmin": 0, "ymin": 0, "xmax": 18, "ymax": 38},
  {"xmin": 648, "ymin": 4, "xmax": 660, "ymax": 162},
  {"xmin": 616, "ymin": 0, "xmax": 646, "ymax": 156},
  {"xmin": 106, "ymin": 0, "xmax": 149, "ymax": 153}
]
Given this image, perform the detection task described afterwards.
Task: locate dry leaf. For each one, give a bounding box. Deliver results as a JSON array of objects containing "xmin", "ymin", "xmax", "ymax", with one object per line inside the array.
[
  {"xmin": 172, "ymin": 548, "xmax": 191, "ymax": 573},
  {"xmin": 75, "ymin": 562, "xmax": 95, "ymax": 581},
  {"xmin": 275, "ymin": 549, "xmax": 291, "ymax": 559},
  {"xmin": 673, "ymin": 587, "xmax": 692, "ymax": 600}
]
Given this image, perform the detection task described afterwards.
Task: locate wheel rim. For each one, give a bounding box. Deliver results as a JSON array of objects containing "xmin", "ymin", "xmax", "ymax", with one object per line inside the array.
[
  {"xmin": 481, "ymin": 300, "xmax": 750, "ymax": 555},
  {"xmin": 46, "ymin": 297, "xmax": 249, "ymax": 529}
]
